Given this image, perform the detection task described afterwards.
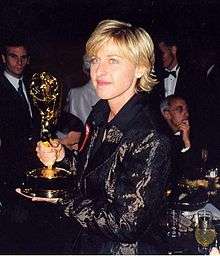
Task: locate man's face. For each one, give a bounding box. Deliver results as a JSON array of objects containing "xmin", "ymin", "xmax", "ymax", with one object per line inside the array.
[
  {"xmin": 59, "ymin": 131, "xmax": 81, "ymax": 151},
  {"xmin": 2, "ymin": 46, "xmax": 29, "ymax": 78},
  {"xmin": 164, "ymin": 99, "xmax": 189, "ymax": 132},
  {"xmin": 159, "ymin": 42, "xmax": 177, "ymax": 70}
]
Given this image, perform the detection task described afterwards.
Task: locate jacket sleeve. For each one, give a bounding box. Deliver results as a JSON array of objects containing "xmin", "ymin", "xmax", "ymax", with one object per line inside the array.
[{"xmin": 58, "ymin": 132, "xmax": 171, "ymax": 242}]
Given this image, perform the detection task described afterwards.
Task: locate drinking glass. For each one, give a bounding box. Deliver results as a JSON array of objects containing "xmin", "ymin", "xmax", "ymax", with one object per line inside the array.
[
  {"xmin": 166, "ymin": 209, "xmax": 181, "ymax": 238},
  {"xmin": 200, "ymin": 148, "xmax": 208, "ymax": 174},
  {"xmin": 206, "ymin": 168, "xmax": 218, "ymax": 196},
  {"xmin": 195, "ymin": 210, "xmax": 216, "ymax": 254}
]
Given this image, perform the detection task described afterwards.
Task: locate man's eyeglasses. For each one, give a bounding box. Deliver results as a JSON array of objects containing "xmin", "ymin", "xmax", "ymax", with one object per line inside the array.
[{"xmin": 166, "ymin": 106, "xmax": 188, "ymax": 113}]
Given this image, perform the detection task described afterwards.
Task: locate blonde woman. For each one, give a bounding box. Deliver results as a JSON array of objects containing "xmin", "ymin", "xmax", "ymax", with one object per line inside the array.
[{"xmin": 18, "ymin": 20, "xmax": 171, "ymax": 254}]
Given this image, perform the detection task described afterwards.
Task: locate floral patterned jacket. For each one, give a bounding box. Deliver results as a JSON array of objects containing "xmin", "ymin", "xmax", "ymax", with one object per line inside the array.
[{"xmin": 59, "ymin": 93, "xmax": 171, "ymax": 254}]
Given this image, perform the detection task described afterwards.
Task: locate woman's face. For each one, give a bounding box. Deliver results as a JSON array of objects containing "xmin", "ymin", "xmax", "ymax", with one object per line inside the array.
[{"xmin": 90, "ymin": 39, "xmax": 140, "ymax": 106}]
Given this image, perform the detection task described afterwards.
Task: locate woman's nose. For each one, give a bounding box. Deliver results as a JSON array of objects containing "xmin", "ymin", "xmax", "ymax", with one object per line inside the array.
[{"xmin": 96, "ymin": 62, "xmax": 107, "ymax": 75}]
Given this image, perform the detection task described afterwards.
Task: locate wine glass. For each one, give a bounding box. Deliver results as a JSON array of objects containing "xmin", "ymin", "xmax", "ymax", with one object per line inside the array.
[{"xmin": 195, "ymin": 210, "xmax": 216, "ymax": 254}]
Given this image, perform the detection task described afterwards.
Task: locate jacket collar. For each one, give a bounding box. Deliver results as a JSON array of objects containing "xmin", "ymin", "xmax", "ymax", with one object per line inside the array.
[{"xmin": 91, "ymin": 92, "xmax": 149, "ymax": 133}]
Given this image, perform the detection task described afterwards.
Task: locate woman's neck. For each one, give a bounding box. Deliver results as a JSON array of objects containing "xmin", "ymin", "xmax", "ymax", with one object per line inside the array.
[{"xmin": 107, "ymin": 91, "xmax": 135, "ymax": 122}]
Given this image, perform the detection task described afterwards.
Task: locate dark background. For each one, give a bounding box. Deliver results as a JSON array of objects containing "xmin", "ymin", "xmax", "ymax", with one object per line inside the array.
[{"xmin": 0, "ymin": 0, "xmax": 219, "ymax": 98}]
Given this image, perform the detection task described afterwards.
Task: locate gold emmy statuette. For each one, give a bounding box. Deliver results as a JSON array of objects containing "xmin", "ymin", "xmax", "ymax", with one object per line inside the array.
[
  {"xmin": 21, "ymin": 72, "xmax": 73, "ymax": 199},
  {"xmin": 31, "ymin": 71, "xmax": 60, "ymax": 140}
]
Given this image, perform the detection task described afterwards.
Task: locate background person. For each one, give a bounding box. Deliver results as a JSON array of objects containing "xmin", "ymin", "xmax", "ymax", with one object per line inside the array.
[
  {"xmin": 55, "ymin": 111, "xmax": 84, "ymax": 151},
  {"xmin": 160, "ymin": 95, "xmax": 205, "ymax": 194},
  {"xmin": 150, "ymin": 33, "xmax": 205, "ymax": 134},
  {"xmin": 0, "ymin": 40, "xmax": 42, "ymax": 252},
  {"xmin": 160, "ymin": 95, "xmax": 191, "ymax": 152},
  {"xmin": 65, "ymin": 55, "xmax": 99, "ymax": 124},
  {"xmin": 199, "ymin": 45, "xmax": 220, "ymax": 168},
  {"xmin": 0, "ymin": 40, "xmax": 40, "ymax": 187}
]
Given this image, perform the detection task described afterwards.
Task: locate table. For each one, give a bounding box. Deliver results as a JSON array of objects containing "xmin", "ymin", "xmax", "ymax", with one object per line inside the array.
[{"xmin": 164, "ymin": 192, "xmax": 220, "ymax": 254}]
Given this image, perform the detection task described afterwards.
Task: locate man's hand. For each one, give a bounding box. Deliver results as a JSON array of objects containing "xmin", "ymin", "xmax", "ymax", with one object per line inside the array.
[{"xmin": 178, "ymin": 120, "xmax": 191, "ymax": 149}]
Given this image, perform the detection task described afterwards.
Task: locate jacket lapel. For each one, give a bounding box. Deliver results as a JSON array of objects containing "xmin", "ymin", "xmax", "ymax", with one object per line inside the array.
[
  {"xmin": 85, "ymin": 126, "xmax": 123, "ymax": 174},
  {"xmin": 82, "ymin": 93, "xmax": 148, "ymax": 177},
  {"xmin": 0, "ymin": 75, "xmax": 33, "ymax": 121},
  {"xmin": 0, "ymin": 75, "xmax": 20, "ymax": 100}
]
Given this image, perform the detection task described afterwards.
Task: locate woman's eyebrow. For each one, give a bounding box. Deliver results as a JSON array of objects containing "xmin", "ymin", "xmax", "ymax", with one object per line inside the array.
[{"xmin": 106, "ymin": 54, "xmax": 122, "ymax": 58}]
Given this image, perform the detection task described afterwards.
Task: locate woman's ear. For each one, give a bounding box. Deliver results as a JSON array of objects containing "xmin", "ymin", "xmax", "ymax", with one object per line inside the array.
[{"xmin": 135, "ymin": 66, "xmax": 146, "ymax": 78}]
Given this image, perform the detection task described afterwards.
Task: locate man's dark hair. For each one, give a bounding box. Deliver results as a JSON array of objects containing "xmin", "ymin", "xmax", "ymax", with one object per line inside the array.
[
  {"xmin": 1, "ymin": 39, "xmax": 30, "ymax": 56},
  {"xmin": 156, "ymin": 32, "xmax": 179, "ymax": 47},
  {"xmin": 56, "ymin": 111, "xmax": 84, "ymax": 134},
  {"xmin": 155, "ymin": 32, "xmax": 187, "ymax": 65}
]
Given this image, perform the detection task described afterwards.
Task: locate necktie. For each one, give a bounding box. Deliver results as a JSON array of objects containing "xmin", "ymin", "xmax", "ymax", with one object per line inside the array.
[
  {"xmin": 163, "ymin": 70, "xmax": 176, "ymax": 78},
  {"xmin": 18, "ymin": 80, "xmax": 29, "ymax": 110},
  {"xmin": 18, "ymin": 80, "xmax": 33, "ymax": 133}
]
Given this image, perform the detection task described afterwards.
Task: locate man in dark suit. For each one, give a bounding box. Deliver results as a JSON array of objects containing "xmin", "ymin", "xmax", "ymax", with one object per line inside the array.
[
  {"xmin": 150, "ymin": 34, "xmax": 204, "ymax": 131},
  {"xmin": 0, "ymin": 42, "xmax": 68, "ymax": 253},
  {"xmin": 198, "ymin": 45, "xmax": 220, "ymax": 167},
  {"xmin": 160, "ymin": 95, "xmax": 205, "ymax": 190},
  {"xmin": 0, "ymin": 41, "xmax": 40, "ymax": 188}
]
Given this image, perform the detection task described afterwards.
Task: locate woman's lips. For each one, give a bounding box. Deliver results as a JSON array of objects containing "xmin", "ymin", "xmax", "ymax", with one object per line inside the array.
[{"xmin": 97, "ymin": 80, "xmax": 110, "ymax": 86}]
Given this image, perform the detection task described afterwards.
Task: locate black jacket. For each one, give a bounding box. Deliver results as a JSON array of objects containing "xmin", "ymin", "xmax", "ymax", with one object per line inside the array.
[
  {"xmin": 58, "ymin": 93, "xmax": 171, "ymax": 254},
  {"xmin": 0, "ymin": 74, "xmax": 41, "ymax": 186}
]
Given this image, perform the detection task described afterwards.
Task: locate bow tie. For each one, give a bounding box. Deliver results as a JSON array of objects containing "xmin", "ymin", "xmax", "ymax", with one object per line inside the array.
[{"xmin": 163, "ymin": 70, "xmax": 176, "ymax": 78}]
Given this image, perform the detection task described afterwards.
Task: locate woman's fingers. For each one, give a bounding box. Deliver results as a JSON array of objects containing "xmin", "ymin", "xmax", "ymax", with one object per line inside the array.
[
  {"xmin": 32, "ymin": 197, "xmax": 58, "ymax": 203},
  {"xmin": 36, "ymin": 141, "xmax": 57, "ymax": 166},
  {"xmin": 16, "ymin": 188, "xmax": 59, "ymax": 203},
  {"xmin": 36, "ymin": 140, "xmax": 65, "ymax": 165}
]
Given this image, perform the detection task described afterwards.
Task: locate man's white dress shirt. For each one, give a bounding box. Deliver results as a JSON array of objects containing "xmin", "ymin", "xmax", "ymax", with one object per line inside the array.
[{"xmin": 164, "ymin": 65, "xmax": 180, "ymax": 97}]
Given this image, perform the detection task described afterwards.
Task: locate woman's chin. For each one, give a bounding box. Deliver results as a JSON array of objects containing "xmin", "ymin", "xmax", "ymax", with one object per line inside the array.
[{"xmin": 96, "ymin": 91, "xmax": 112, "ymax": 100}]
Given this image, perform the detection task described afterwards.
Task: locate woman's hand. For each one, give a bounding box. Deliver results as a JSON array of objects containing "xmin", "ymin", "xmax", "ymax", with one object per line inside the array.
[
  {"xmin": 209, "ymin": 247, "xmax": 220, "ymax": 256},
  {"xmin": 36, "ymin": 139, "xmax": 65, "ymax": 167}
]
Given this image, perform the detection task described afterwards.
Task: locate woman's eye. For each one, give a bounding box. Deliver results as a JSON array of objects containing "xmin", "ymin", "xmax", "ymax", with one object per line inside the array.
[
  {"xmin": 109, "ymin": 58, "xmax": 119, "ymax": 64},
  {"xmin": 90, "ymin": 57, "xmax": 98, "ymax": 64}
]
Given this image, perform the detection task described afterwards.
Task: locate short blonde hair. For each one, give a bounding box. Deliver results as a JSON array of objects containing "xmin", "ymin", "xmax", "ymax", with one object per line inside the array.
[{"xmin": 86, "ymin": 19, "xmax": 157, "ymax": 92}]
